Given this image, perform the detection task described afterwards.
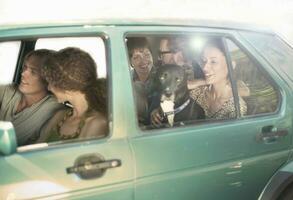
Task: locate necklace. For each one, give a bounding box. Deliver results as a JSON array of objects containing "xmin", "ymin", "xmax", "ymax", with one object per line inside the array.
[{"xmin": 56, "ymin": 109, "xmax": 86, "ymax": 140}]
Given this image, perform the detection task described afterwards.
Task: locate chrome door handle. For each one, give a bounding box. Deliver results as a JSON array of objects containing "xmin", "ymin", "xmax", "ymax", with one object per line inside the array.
[
  {"xmin": 66, "ymin": 159, "xmax": 121, "ymax": 174},
  {"xmin": 256, "ymin": 126, "xmax": 288, "ymax": 144},
  {"xmin": 66, "ymin": 154, "xmax": 121, "ymax": 179}
]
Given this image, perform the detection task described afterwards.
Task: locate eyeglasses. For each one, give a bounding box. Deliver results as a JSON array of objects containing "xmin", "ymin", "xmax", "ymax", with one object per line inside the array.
[{"xmin": 158, "ymin": 48, "xmax": 182, "ymax": 55}]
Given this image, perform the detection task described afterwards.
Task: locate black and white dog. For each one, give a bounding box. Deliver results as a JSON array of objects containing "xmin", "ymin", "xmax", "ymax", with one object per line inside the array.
[{"xmin": 153, "ymin": 64, "xmax": 205, "ymax": 127}]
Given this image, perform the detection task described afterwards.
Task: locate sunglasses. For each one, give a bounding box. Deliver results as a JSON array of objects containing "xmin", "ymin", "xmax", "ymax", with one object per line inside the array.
[{"xmin": 158, "ymin": 49, "xmax": 182, "ymax": 55}]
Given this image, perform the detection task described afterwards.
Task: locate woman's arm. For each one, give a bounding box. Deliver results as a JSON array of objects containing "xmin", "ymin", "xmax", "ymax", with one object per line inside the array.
[
  {"xmin": 187, "ymin": 79, "xmax": 207, "ymax": 90},
  {"xmin": 82, "ymin": 113, "xmax": 108, "ymax": 139}
]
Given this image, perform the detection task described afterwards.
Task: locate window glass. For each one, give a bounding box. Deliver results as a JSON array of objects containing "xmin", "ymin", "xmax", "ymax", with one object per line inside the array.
[
  {"xmin": 126, "ymin": 35, "xmax": 245, "ymax": 130},
  {"xmin": 0, "ymin": 41, "xmax": 21, "ymax": 84},
  {"xmin": 240, "ymin": 32, "xmax": 293, "ymax": 82},
  {"xmin": 226, "ymin": 38, "xmax": 279, "ymax": 116}
]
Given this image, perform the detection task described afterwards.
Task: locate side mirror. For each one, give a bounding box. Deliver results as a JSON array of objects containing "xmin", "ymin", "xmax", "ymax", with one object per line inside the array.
[{"xmin": 0, "ymin": 121, "xmax": 17, "ymax": 156}]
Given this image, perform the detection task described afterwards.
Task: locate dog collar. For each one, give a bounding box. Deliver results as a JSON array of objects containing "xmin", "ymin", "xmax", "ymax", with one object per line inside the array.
[{"xmin": 164, "ymin": 99, "xmax": 191, "ymax": 116}]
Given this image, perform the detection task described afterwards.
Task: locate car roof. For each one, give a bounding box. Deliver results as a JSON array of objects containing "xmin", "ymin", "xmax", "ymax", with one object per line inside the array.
[{"xmin": 0, "ymin": 18, "xmax": 274, "ymax": 34}]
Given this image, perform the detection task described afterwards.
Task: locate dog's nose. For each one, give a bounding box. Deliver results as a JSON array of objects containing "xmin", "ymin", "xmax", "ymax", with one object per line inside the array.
[{"xmin": 164, "ymin": 87, "xmax": 172, "ymax": 97}]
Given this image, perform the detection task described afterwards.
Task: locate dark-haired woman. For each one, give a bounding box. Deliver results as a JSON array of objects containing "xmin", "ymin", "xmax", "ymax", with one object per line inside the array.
[
  {"xmin": 188, "ymin": 39, "xmax": 247, "ymax": 119},
  {"xmin": 38, "ymin": 47, "xmax": 108, "ymax": 142}
]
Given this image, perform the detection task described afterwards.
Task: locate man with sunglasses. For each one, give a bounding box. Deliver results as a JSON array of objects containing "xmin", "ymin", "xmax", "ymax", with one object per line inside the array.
[
  {"xmin": 158, "ymin": 37, "xmax": 204, "ymax": 80},
  {"xmin": 158, "ymin": 38, "xmax": 185, "ymax": 66}
]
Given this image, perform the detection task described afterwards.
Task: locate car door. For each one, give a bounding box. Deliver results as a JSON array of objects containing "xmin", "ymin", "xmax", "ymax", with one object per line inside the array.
[
  {"xmin": 124, "ymin": 27, "xmax": 292, "ymax": 200},
  {"xmin": 0, "ymin": 27, "xmax": 135, "ymax": 200}
]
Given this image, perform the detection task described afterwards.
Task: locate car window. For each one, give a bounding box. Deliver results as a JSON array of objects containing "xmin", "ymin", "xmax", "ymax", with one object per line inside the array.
[
  {"xmin": 0, "ymin": 37, "xmax": 109, "ymax": 147},
  {"xmin": 240, "ymin": 31, "xmax": 293, "ymax": 83},
  {"xmin": 226, "ymin": 38, "xmax": 280, "ymax": 116},
  {"xmin": 126, "ymin": 35, "xmax": 247, "ymax": 130},
  {"xmin": 0, "ymin": 41, "xmax": 21, "ymax": 84}
]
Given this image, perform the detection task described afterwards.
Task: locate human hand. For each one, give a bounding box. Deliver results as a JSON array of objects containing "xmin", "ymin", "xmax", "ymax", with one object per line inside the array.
[
  {"xmin": 150, "ymin": 108, "xmax": 163, "ymax": 127},
  {"xmin": 187, "ymin": 79, "xmax": 207, "ymax": 90}
]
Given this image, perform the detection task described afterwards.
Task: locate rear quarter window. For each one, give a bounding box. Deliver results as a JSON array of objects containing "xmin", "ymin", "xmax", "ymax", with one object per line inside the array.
[{"xmin": 240, "ymin": 31, "xmax": 293, "ymax": 83}]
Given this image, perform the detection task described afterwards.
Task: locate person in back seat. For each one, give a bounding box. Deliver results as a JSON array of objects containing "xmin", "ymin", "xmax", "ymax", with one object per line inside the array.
[
  {"xmin": 189, "ymin": 38, "xmax": 247, "ymax": 119},
  {"xmin": 38, "ymin": 47, "xmax": 108, "ymax": 142},
  {"xmin": 127, "ymin": 37, "xmax": 157, "ymax": 125}
]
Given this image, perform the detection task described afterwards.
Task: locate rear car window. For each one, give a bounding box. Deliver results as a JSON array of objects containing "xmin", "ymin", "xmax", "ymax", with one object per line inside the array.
[
  {"xmin": 240, "ymin": 31, "xmax": 293, "ymax": 83},
  {"xmin": 126, "ymin": 34, "xmax": 281, "ymax": 131}
]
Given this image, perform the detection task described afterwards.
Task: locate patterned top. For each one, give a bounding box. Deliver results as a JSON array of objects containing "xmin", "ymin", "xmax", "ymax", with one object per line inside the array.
[{"xmin": 190, "ymin": 86, "xmax": 247, "ymax": 120}]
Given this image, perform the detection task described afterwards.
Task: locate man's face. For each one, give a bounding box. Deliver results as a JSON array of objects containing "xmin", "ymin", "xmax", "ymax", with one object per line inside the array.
[
  {"xmin": 19, "ymin": 56, "xmax": 47, "ymax": 96},
  {"xmin": 159, "ymin": 39, "xmax": 185, "ymax": 66}
]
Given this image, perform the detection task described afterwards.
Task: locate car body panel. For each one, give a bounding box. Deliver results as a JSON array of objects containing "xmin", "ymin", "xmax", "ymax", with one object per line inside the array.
[{"xmin": 0, "ymin": 138, "xmax": 134, "ymax": 199}]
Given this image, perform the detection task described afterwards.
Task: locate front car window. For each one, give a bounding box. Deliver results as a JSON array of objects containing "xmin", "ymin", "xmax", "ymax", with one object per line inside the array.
[
  {"xmin": 0, "ymin": 37, "xmax": 109, "ymax": 147},
  {"xmin": 34, "ymin": 37, "xmax": 108, "ymax": 145}
]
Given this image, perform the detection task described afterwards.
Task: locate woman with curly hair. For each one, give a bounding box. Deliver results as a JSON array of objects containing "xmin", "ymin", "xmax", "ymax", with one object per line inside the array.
[{"xmin": 38, "ymin": 47, "xmax": 108, "ymax": 142}]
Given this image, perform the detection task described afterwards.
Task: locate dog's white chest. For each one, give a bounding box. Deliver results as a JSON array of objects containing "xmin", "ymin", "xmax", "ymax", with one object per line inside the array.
[{"xmin": 161, "ymin": 100, "xmax": 175, "ymax": 127}]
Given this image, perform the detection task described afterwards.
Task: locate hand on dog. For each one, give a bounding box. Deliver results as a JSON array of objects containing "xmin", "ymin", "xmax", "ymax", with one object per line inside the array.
[{"xmin": 151, "ymin": 108, "xmax": 163, "ymax": 127}]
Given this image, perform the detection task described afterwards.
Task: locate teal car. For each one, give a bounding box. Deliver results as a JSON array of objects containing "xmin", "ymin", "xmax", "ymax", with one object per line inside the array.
[{"xmin": 0, "ymin": 20, "xmax": 293, "ymax": 200}]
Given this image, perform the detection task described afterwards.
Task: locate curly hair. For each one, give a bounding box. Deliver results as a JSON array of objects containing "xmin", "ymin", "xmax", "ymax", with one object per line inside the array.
[{"xmin": 42, "ymin": 47, "xmax": 107, "ymax": 114}]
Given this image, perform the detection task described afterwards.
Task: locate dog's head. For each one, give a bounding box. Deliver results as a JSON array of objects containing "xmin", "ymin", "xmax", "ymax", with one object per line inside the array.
[{"xmin": 156, "ymin": 64, "xmax": 188, "ymax": 103}]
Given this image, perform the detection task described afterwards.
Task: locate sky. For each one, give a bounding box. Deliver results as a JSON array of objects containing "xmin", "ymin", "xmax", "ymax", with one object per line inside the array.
[{"xmin": 0, "ymin": 0, "xmax": 292, "ymax": 44}]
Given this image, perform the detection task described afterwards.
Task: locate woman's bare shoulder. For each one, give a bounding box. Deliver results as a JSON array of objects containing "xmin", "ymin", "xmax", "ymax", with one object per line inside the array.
[{"xmin": 81, "ymin": 111, "xmax": 108, "ymax": 139}]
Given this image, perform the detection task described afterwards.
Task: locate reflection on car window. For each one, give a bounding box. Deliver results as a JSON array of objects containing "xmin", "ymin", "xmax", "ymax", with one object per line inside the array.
[{"xmin": 226, "ymin": 38, "xmax": 279, "ymax": 116}]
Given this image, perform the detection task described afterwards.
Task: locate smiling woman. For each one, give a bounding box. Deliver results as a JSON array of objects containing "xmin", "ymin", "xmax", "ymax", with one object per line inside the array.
[{"xmin": 189, "ymin": 38, "xmax": 247, "ymax": 119}]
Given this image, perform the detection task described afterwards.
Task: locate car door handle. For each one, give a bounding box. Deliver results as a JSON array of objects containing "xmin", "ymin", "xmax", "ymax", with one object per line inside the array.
[
  {"xmin": 66, "ymin": 154, "xmax": 121, "ymax": 179},
  {"xmin": 256, "ymin": 125, "xmax": 288, "ymax": 144},
  {"xmin": 66, "ymin": 159, "xmax": 121, "ymax": 173}
]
